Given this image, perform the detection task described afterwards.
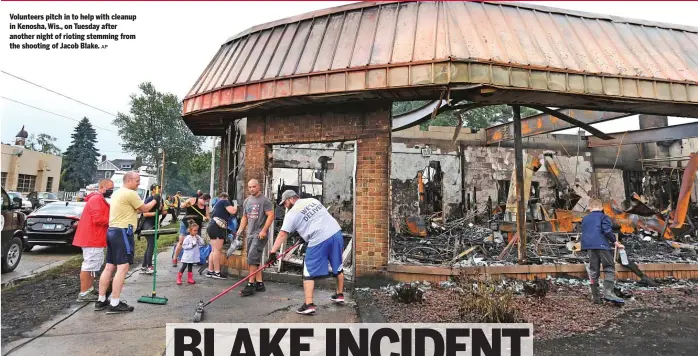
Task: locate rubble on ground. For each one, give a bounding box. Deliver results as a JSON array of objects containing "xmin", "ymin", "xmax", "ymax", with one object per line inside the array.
[
  {"xmin": 368, "ymin": 276, "xmax": 698, "ymax": 340},
  {"xmin": 390, "ymin": 214, "xmax": 698, "ymax": 267}
]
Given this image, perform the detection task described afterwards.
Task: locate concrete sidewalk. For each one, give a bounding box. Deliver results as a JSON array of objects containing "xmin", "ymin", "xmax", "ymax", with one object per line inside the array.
[{"xmin": 2, "ymin": 247, "xmax": 357, "ymax": 356}]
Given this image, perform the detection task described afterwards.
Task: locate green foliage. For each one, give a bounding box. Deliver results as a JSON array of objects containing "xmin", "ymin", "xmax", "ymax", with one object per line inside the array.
[
  {"xmin": 24, "ymin": 133, "xmax": 61, "ymax": 155},
  {"xmin": 159, "ymin": 140, "xmax": 221, "ymax": 196},
  {"xmin": 112, "ymin": 82, "xmax": 208, "ymax": 195},
  {"xmin": 392, "ymin": 101, "xmax": 431, "ymax": 116},
  {"xmin": 427, "ymin": 105, "xmax": 540, "ymax": 129},
  {"xmin": 112, "ymin": 82, "xmax": 205, "ymax": 177},
  {"xmin": 60, "ymin": 118, "xmax": 99, "ymax": 191},
  {"xmin": 391, "ymin": 100, "xmax": 539, "ymax": 130}
]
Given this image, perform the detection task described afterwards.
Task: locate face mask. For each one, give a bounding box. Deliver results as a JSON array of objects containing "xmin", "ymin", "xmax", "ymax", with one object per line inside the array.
[{"xmin": 103, "ymin": 189, "xmax": 114, "ymax": 198}]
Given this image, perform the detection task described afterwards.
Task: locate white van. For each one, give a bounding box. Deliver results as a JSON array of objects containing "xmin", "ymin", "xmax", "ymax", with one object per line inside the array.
[{"xmin": 110, "ymin": 171, "xmax": 158, "ymax": 200}]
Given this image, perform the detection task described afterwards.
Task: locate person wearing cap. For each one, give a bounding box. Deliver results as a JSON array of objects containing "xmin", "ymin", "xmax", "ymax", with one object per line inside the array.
[
  {"xmin": 268, "ymin": 190, "xmax": 346, "ymax": 315},
  {"xmin": 139, "ymin": 184, "xmax": 166, "ymax": 274}
]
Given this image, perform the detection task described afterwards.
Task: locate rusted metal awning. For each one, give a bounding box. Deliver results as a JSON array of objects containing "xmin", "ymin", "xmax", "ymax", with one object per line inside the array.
[{"xmin": 182, "ymin": 0, "xmax": 698, "ymax": 133}]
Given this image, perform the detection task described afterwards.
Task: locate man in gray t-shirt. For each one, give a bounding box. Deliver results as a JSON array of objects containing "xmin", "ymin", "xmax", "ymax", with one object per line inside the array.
[{"xmin": 237, "ymin": 179, "xmax": 274, "ymax": 296}]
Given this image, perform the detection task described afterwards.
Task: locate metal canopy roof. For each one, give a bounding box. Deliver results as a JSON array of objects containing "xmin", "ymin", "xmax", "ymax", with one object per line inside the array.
[{"xmin": 182, "ymin": 0, "xmax": 698, "ymax": 134}]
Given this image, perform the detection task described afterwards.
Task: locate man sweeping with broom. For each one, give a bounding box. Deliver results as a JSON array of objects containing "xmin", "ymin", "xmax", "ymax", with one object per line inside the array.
[
  {"xmin": 95, "ymin": 171, "xmax": 161, "ymax": 314},
  {"xmin": 268, "ymin": 190, "xmax": 346, "ymax": 315}
]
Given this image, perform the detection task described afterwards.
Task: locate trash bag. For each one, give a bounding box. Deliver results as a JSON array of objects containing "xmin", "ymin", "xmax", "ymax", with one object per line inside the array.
[
  {"xmin": 199, "ymin": 244, "xmax": 212, "ymax": 265},
  {"xmin": 227, "ymin": 217, "xmax": 238, "ymax": 234}
]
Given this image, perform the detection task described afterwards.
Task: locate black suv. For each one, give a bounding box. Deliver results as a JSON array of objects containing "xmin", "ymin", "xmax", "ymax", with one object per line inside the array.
[{"xmin": 2, "ymin": 187, "xmax": 26, "ymax": 273}]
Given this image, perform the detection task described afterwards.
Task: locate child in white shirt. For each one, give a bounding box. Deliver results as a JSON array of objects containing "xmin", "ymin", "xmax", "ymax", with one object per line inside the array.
[{"xmin": 177, "ymin": 222, "xmax": 205, "ymax": 285}]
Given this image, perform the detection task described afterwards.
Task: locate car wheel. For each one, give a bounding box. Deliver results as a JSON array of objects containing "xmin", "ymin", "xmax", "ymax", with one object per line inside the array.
[{"xmin": 2, "ymin": 237, "xmax": 23, "ymax": 273}]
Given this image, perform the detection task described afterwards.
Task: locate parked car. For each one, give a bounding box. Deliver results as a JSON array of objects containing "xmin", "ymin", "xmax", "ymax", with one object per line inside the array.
[
  {"xmin": 27, "ymin": 191, "xmax": 60, "ymax": 210},
  {"xmin": 7, "ymin": 191, "xmax": 33, "ymax": 213},
  {"xmin": 2, "ymin": 187, "xmax": 26, "ymax": 273},
  {"xmin": 23, "ymin": 201, "xmax": 85, "ymax": 251}
]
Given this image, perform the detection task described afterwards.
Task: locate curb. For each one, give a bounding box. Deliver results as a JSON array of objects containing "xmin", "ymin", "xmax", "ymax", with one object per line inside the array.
[
  {"xmin": 1, "ymin": 258, "xmax": 75, "ymax": 289},
  {"xmin": 353, "ymin": 289, "xmax": 387, "ymax": 323}
]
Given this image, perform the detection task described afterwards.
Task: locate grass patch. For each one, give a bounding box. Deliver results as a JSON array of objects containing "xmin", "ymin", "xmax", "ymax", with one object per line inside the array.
[{"xmin": 3, "ymin": 223, "xmax": 180, "ymax": 291}]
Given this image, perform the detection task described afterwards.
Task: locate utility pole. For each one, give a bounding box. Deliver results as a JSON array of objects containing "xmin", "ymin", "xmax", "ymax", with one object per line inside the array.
[
  {"xmin": 210, "ymin": 137, "xmax": 217, "ymax": 209},
  {"xmin": 161, "ymin": 149, "xmax": 166, "ymax": 194}
]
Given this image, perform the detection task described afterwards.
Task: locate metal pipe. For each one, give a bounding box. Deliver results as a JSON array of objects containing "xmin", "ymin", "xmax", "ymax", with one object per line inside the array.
[{"xmin": 513, "ymin": 105, "xmax": 527, "ymax": 265}]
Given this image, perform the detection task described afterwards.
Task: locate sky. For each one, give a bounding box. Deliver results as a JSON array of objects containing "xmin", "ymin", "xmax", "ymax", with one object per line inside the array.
[{"xmin": 1, "ymin": 1, "xmax": 697, "ymax": 159}]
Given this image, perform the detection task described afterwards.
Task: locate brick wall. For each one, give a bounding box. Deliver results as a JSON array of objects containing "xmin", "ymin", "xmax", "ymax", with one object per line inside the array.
[
  {"xmin": 244, "ymin": 118, "xmax": 270, "ymax": 185},
  {"xmin": 233, "ymin": 102, "xmax": 392, "ymax": 277}
]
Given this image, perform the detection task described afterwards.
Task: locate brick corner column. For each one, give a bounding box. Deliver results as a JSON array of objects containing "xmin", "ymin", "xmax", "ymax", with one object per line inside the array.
[
  {"xmin": 244, "ymin": 116, "xmax": 269, "ymax": 187},
  {"xmin": 354, "ymin": 103, "xmax": 392, "ymax": 278}
]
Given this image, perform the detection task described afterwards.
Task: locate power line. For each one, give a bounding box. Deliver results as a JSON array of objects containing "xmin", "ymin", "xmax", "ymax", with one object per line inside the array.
[
  {"xmin": 1, "ymin": 70, "xmax": 117, "ymax": 117},
  {"xmin": 1, "ymin": 96, "xmax": 119, "ymax": 134}
]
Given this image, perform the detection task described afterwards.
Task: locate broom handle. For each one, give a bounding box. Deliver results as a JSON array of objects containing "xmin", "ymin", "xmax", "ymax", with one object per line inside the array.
[
  {"xmin": 204, "ymin": 240, "xmax": 302, "ymax": 307},
  {"xmin": 152, "ymin": 192, "xmax": 160, "ymax": 297}
]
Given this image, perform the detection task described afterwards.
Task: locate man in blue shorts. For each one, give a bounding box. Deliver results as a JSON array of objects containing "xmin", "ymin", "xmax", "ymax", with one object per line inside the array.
[
  {"xmin": 95, "ymin": 171, "xmax": 160, "ymax": 314},
  {"xmin": 268, "ymin": 190, "xmax": 345, "ymax": 315}
]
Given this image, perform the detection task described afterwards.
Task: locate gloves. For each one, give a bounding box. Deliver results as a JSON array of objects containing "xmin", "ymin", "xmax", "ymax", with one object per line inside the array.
[{"xmin": 268, "ymin": 252, "xmax": 277, "ymax": 263}]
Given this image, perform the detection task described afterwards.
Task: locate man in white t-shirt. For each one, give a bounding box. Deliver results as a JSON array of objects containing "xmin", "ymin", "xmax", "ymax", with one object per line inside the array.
[{"xmin": 268, "ymin": 190, "xmax": 345, "ymax": 315}]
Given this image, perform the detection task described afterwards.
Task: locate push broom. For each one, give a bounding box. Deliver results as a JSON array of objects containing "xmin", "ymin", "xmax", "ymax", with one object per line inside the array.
[
  {"xmin": 138, "ymin": 191, "xmax": 168, "ymax": 305},
  {"xmin": 193, "ymin": 239, "xmax": 302, "ymax": 322}
]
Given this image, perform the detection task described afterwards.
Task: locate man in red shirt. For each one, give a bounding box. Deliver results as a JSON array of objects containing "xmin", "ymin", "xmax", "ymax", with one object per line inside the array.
[{"xmin": 73, "ymin": 179, "xmax": 114, "ymax": 302}]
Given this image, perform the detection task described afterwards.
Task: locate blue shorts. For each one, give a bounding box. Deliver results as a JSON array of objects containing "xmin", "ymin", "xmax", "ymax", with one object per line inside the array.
[
  {"xmin": 303, "ymin": 231, "xmax": 344, "ymax": 280},
  {"xmin": 106, "ymin": 227, "xmax": 135, "ymax": 265},
  {"xmin": 179, "ymin": 220, "xmax": 188, "ymax": 235}
]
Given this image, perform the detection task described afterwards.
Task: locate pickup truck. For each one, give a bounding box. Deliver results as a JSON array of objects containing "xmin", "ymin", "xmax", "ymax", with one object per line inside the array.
[{"xmin": 1, "ymin": 187, "xmax": 26, "ymax": 273}]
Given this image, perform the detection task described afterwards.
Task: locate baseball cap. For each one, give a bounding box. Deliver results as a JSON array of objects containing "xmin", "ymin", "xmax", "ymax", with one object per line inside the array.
[
  {"xmin": 150, "ymin": 183, "xmax": 160, "ymax": 191},
  {"xmin": 279, "ymin": 190, "xmax": 298, "ymax": 206}
]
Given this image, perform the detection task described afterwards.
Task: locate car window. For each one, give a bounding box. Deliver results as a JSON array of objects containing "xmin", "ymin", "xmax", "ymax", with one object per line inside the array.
[
  {"xmin": 35, "ymin": 203, "xmax": 85, "ymax": 216},
  {"xmin": 39, "ymin": 192, "xmax": 58, "ymax": 199}
]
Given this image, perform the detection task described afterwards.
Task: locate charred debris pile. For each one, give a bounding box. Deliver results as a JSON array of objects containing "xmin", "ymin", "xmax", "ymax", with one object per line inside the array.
[{"xmin": 389, "ymin": 212, "xmax": 698, "ymax": 267}]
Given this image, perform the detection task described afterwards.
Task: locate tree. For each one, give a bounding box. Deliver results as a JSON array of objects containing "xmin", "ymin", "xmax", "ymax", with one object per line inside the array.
[
  {"xmin": 60, "ymin": 118, "xmax": 99, "ymax": 191},
  {"xmin": 112, "ymin": 82, "xmax": 205, "ymax": 177},
  {"xmin": 24, "ymin": 133, "xmax": 61, "ymax": 155},
  {"xmin": 391, "ymin": 101, "xmax": 540, "ymax": 130},
  {"xmin": 164, "ymin": 141, "xmax": 220, "ymax": 196},
  {"xmin": 423, "ymin": 105, "xmax": 540, "ymax": 129}
]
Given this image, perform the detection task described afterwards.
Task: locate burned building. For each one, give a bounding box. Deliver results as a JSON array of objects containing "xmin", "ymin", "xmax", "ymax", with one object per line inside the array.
[{"xmin": 181, "ymin": 1, "xmax": 698, "ymax": 283}]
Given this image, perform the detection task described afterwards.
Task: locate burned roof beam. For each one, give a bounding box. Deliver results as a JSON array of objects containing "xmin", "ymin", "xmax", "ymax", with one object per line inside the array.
[
  {"xmin": 485, "ymin": 109, "xmax": 631, "ymax": 145},
  {"xmin": 525, "ymin": 106, "xmax": 614, "ymax": 140},
  {"xmin": 586, "ymin": 121, "xmax": 698, "ymax": 147}
]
